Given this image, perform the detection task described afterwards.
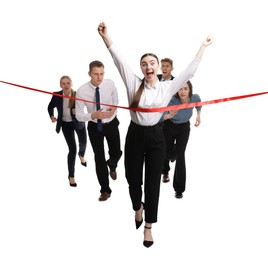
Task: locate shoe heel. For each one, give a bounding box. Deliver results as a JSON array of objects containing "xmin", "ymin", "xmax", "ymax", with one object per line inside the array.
[
  {"xmin": 68, "ymin": 177, "xmax": 77, "ymax": 187},
  {"xmin": 135, "ymin": 202, "xmax": 145, "ymax": 229},
  {"xmin": 143, "ymin": 226, "xmax": 154, "ymax": 248}
]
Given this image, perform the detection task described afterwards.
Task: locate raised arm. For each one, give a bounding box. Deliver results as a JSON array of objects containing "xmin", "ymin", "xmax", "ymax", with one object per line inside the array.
[
  {"xmin": 98, "ymin": 22, "xmax": 113, "ymax": 48},
  {"xmin": 168, "ymin": 35, "xmax": 213, "ymax": 98},
  {"xmin": 97, "ymin": 22, "xmax": 141, "ymax": 95},
  {"xmin": 195, "ymin": 35, "xmax": 213, "ymax": 60}
]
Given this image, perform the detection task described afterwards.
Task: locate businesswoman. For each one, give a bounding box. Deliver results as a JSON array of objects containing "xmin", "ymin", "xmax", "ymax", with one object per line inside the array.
[
  {"xmin": 48, "ymin": 75, "xmax": 87, "ymax": 187},
  {"xmin": 98, "ymin": 22, "xmax": 212, "ymax": 247}
]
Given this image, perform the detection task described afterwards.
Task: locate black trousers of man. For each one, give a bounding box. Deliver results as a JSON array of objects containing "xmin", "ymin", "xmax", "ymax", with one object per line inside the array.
[{"xmin": 88, "ymin": 117, "xmax": 122, "ymax": 194}]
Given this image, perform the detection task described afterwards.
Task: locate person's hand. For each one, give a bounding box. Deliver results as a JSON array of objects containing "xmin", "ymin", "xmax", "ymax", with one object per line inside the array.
[
  {"xmin": 194, "ymin": 116, "xmax": 201, "ymax": 127},
  {"xmin": 92, "ymin": 109, "xmax": 113, "ymax": 120},
  {"xmin": 51, "ymin": 116, "xmax": 57, "ymax": 123},
  {"xmin": 105, "ymin": 107, "xmax": 116, "ymax": 117},
  {"xmin": 98, "ymin": 21, "xmax": 113, "ymax": 47},
  {"xmin": 98, "ymin": 22, "xmax": 107, "ymax": 37},
  {"xmin": 164, "ymin": 110, "xmax": 177, "ymax": 120},
  {"xmin": 203, "ymin": 35, "xmax": 213, "ymax": 46}
]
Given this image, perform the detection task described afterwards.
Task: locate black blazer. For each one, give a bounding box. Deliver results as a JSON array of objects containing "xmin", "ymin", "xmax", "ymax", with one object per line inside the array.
[
  {"xmin": 47, "ymin": 90, "xmax": 85, "ymax": 133},
  {"xmin": 157, "ymin": 74, "xmax": 174, "ymax": 81}
]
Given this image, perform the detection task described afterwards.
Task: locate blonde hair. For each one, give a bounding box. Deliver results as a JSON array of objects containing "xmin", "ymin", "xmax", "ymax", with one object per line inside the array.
[
  {"xmin": 60, "ymin": 75, "xmax": 72, "ymax": 85},
  {"xmin": 161, "ymin": 58, "xmax": 173, "ymax": 67},
  {"xmin": 59, "ymin": 75, "xmax": 75, "ymax": 108}
]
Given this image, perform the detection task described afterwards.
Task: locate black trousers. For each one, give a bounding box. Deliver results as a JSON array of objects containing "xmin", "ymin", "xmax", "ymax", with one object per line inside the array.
[
  {"xmin": 62, "ymin": 121, "xmax": 87, "ymax": 178},
  {"xmin": 88, "ymin": 117, "xmax": 122, "ymax": 194},
  {"xmin": 163, "ymin": 120, "xmax": 190, "ymax": 193},
  {"xmin": 125, "ymin": 121, "xmax": 166, "ymax": 223}
]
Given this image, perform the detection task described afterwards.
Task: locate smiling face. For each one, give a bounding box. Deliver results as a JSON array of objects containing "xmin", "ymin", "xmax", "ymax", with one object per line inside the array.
[
  {"xmin": 140, "ymin": 53, "xmax": 159, "ymax": 84},
  {"xmin": 161, "ymin": 61, "xmax": 173, "ymax": 80}
]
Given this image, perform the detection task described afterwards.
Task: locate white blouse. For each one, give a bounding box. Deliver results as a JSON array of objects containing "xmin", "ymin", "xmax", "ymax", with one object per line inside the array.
[
  {"xmin": 62, "ymin": 94, "xmax": 72, "ymax": 122},
  {"xmin": 108, "ymin": 44, "xmax": 201, "ymax": 126}
]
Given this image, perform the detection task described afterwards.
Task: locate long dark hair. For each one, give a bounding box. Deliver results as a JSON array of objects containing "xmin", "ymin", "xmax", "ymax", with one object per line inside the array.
[
  {"xmin": 174, "ymin": 80, "xmax": 193, "ymax": 99},
  {"xmin": 129, "ymin": 53, "xmax": 159, "ymax": 108}
]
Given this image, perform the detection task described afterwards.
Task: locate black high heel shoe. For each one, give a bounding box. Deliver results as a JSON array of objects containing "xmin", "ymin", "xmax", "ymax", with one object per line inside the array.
[
  {"xmin": 143, "ymin": 226, "xmax": 154, "ymax": 248},
  {"xmin": 79, "ymin": 156, "xmax": 87, "ymax": 167},
  {"xmin": 135, "ymin": 202, "xmax": 144, "ymax": 229},
  {"xmin": 68, "ymin": 177, "xmax": 77, "ymax": 187},
  {"xmin": 81, "ymin": 161, "xmax": 87, "ymax": 167}
]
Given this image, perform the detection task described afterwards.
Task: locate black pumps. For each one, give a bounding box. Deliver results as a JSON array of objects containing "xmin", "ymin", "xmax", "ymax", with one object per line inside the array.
[
  {"xmin": 68, "ymin": 177, "xmax": 77, "ymax": 187},
  {"xmin": 135, "ymin": 202, "xmax": 144, "ymax": 229},
  {"xmin": 79, "ymin": 156, "xmax": 87, "ymax": 167},
  {"xmin": 143, "ymin": 226, "xmax": 154, "ymax": 248}
]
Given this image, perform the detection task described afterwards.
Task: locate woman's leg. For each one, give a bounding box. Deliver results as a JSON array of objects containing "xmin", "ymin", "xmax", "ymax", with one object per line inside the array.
[
  {"xmin": 143, "ymin": 124, "xmax": 166, "ymax": 223},
  {"xmin": 173, "ymin": 123, "xmax": 190, "ymax": 194},
  {"xmin": 76, "ymin": 126, "xmax": 87, "ymax": 158},
  {"xmin": 62, "ymin": 122, "xmax": 77, "ymax": 179},
  {"xmin": 125, "ymin": 122, "xmax": 144, "ymax": 211}
]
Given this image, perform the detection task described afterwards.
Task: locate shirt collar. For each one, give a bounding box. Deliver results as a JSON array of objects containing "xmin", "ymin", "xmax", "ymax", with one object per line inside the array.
[
  {"xmin": 89, "ymin": 81, "xmax": 99, "ymax": 90},
  {"xmin": 144, "ymin": 79, "xmax": 159, "ymax": 89}
]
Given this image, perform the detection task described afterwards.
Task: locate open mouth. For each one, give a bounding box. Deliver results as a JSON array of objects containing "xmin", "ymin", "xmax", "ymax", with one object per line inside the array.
[{"xmin": 146, "ymin": 71, "xmax": 154, "ymax": 76}]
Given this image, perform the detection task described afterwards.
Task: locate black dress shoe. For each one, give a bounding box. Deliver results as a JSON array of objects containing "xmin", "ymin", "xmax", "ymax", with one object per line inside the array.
[
  {"xmin": 68, "ymin": 177, "xmax": 77, "ymax": 187},
  {"xmin": 175, "ymin": 191, "xmax": 183, "ymax": 199},
  {"xmin": 135, "ymin": 219, "xmax": 143, "ymax": 230},
  {"xmin": 135, "ymin": 202, "xmax": 144, "ymax": 229},
  {"xmin": 143, "ymin": 226, "xmax": 154, "ymax": 248},
  {"xmin": 81, "ymin": 161, "xmax": 87, "ymax": 167},
  {"xmin": 79, "ymin": 155, "xmax": 87, "ymax": 167}
]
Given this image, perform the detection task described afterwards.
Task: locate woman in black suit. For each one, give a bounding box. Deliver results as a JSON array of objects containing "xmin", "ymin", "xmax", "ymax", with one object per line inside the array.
[{"xmin": 48, "ymin": 75, "xmax": 87, "ymax": 187}]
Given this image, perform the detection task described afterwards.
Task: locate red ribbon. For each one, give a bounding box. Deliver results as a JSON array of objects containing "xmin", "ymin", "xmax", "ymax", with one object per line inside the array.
[{"xmin": 1, "ymin": 80, "xmax": 268, "ymax": 112}]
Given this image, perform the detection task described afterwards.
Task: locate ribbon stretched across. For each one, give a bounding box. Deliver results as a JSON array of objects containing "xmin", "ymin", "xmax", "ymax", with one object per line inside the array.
[{"xmin": 1, "ymin": 80, "xmax": 268, "ymax": 112}]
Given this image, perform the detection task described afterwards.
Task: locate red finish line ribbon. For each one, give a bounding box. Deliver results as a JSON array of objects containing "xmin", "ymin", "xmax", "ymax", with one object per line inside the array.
[{"xmin": 1, "ymin": 80, "xmax": 268, "ymax": 112}]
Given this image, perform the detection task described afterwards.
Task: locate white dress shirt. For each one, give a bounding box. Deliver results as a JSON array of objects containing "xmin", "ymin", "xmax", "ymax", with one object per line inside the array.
[
  {"xmin": 108, "ymin": 44, "xmax": 201, "ymax": 126},
  {"xmin": 75, "ymin": 79, "xmax": 119, "ymax": 123},
  {"xmin": 62, "ymin": 94, "xmax": 72, "ymax": 122}
]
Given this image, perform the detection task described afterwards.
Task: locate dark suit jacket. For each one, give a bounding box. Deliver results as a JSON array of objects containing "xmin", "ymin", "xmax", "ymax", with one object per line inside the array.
[
  {"xmin": 157, "ymin": 74, "xmax": 174, "ymax": 81},
  {"xmin": 47, "ymin": 90, "xmax": 85, "ymax": 133}
]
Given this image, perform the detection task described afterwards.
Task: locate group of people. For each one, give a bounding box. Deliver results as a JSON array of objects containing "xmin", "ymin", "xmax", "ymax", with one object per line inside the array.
[
  {"xmin": 47, "ymin": 22, "xmax": 213, "ymax": 248},
  {"xmin": 48, "ymin": 61, "xmax": 122, "ymax": 201}
]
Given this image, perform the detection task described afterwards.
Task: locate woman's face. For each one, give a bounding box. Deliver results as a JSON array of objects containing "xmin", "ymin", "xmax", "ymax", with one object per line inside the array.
[
  {"xmin": 140, "ymin": 55, "xmax": 159, "ymax": 82},
  {"xmin": 178, "ymin": 83, "xmax": 190, "ymax": 100},
  {"xmin": 60, "ymin": 78, "xmax": 72, "ymax": 95}
]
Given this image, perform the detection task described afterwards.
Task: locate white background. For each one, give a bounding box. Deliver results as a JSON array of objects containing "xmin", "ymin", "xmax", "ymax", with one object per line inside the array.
[{"xmin": 1, "ymin": 0, "xmax": 268, "ymax": 259}]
